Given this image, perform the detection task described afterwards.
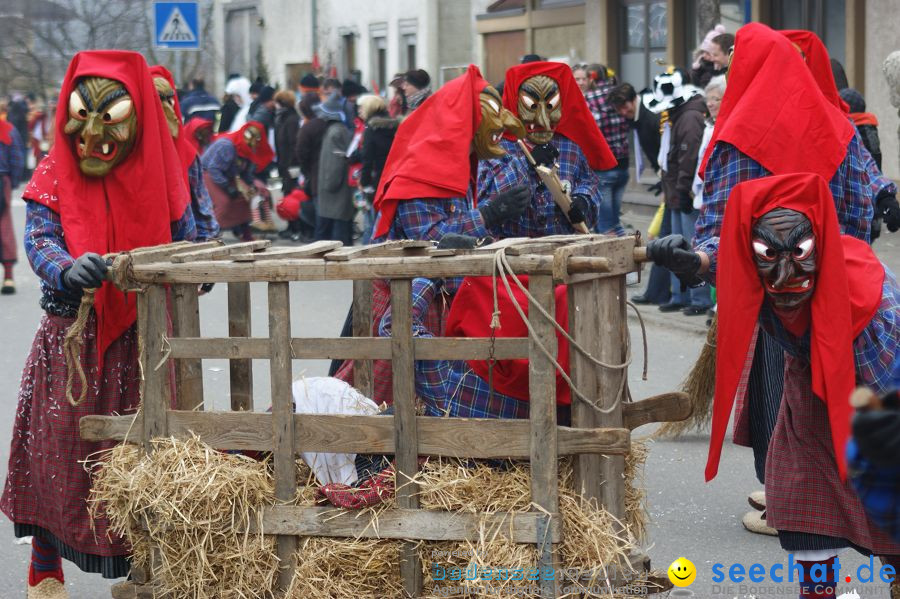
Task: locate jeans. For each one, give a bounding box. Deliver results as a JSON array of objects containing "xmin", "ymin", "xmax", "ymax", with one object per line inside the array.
[
  {"xmin": 315, "ymin": 215, "xmax": 353, "ymax": 246},
  {"xmin": 669, "ymin": 207, "xmax": 712, "ymax": 307},
  {"xmin": 595, "ymin": 166, "xmax": 630, "ymax": 235}
]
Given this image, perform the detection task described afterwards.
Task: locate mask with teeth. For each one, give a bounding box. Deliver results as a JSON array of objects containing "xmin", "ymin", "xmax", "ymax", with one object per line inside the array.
[
  {"xmin": 751, "ymin": 208, "xmax": 817, "ymax": 312},
  {"xmin": 473, "ymin": 85, "xmax": 525, "ymax": 160},
  {"xmin": 517, "ymin": 75, "xmax": 561, "ymax": 145},
  {"xmin": 153, "ymin": 76, "xmax": 180, "ymax": 139},
  {"xmin": 64, "ymin": 76, "xmax": 137, "ymax": 177},
  {"xmin": 243, "ymin": 125, "xmax": 262, "ymax": 150}
]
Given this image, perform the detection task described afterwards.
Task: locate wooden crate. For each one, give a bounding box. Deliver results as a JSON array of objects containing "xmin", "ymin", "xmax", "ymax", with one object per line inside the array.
[{"xmin": 83, "ymin": 236, "xmax": 688, "ymax": 599}]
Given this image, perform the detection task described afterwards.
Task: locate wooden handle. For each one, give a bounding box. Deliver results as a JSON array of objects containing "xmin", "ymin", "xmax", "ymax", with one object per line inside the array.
[
  {"xmin": 574, "ymin": 222, "xmax": 590, "ymax": 235},
  {"xmin": 517, "ymin": 139, "xmax": 537, "ymax": 167},
  {"xmin": 566, "ymin": 256, "xmax": 610, "ymax": 274},
  {"xmin": 850, "ymin": 387, "xmax": 882, "ymax": 411},
  {"xmin": 633, "ymin": 247, "xmax": 649, "ymax": 263}
]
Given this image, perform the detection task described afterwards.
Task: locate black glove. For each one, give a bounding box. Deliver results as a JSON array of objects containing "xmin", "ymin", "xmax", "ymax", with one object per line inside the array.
[
  {"xmin": 853, "ymin": 405, "xmax": 900, "ymax": 467},
  {"xmin": 62, "ymin": 253, "xmax": 108, "ymax": 292},
  {"xmin": 871, "ymin": 216, "xmax": 882, "ymax": 243},
  {"xmin": 437, "ymin": 233, "xmax": 481, "ymax": 250},
  {"xmin": 678, "ymin": 191, "xmax": 694, "ymax": 214},
  {"xmin": 646, "ymin": 181, "xmax": 663, "ymax": 197},
  {"xmin": 530, "ymin": 142, "xmax": 559, "ymax": 167},
  {"xmin": 876, "ymin": 192, "xmax": 900, "ymax": 232},
  {"xmin": 479, "ymin": 185, "xmax": 530, "ymax": 229},
  {"xmin": 646, "ymin": 234, "xmax": 703, "ymax": 287},
  {"xmin": 568, "ymin": 194, "xmax": 590, "ymax": 225}
]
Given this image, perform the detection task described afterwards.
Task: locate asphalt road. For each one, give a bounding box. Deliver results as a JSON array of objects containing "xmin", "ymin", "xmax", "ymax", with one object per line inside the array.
[{"xmin": 0, "ymin": 195, "xmax": 897, "ymax": 598}]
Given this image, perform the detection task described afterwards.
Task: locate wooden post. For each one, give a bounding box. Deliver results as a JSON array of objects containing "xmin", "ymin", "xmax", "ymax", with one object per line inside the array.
[
  {"xmin": 569, "ymin": 279, "xmax": 603, "ymax": 501},
  {"xmin": 141, "ymin": 285, "xmax": 171, "ymax": 451},
  {"xmin": 228, "ymin": 282, "xmax": 253, "ymax": 411},
  {"xmin": 390, "ymin": 278, "xmax": 422, "ymax": 598},
  {"xmin": 172, "ymin": 283, "xmax": 203, "ymax": 411},
  {"xmin": 596, "ymin": 276, "xmax": 626, "ymax": 520},
  {"xmin": 268, "ymin": 282, "xmax": 297, "ymax": 592},
  {"xmin": 352, "ymin": 279, "xmax": 373, "ymax": 398},
  {"xmin": 528, "ymin": 275, "xmax": 560, "ymax": 598}
]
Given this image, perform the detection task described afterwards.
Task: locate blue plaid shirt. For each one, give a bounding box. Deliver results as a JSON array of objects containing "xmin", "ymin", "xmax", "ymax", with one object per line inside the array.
[
  {"xmin": 477, "ymin": 135, "xmax": 601, "ymax": 237},
  {"xmin": 584, "ymin": 82, "xmax": 630, "ymax": 167},
  {"xmin": 378, "ymin": 277, "xmax": 529, "ymax": 419},
  {"xmin": 188, "ymin": 157, "xmax": 220, "ymax": 241},
  {"xmin": 696, "ymin": 137, "xmax": 874, "ymax": 283},
  {"xmin": 380, "ymin": 196, "xmax": 489, "ymax": 243},
  {"xmin": 0, "ymin": 128, "xmax": 25, "ymax": 187},
  {"xmin": 201, "ymin": 137, "xmax": 256, "ymax": 191}
]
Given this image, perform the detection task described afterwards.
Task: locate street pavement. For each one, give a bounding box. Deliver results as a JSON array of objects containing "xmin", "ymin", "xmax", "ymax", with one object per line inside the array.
[{"xmin": 0, "ymin": 191, "xmax": 897, "ymax": 597}]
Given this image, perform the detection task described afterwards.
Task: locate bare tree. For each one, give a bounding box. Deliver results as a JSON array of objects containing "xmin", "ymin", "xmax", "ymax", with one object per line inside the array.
[{"xmin": 697, "ymin": 0, "xmax": 721, "ymax": 39}]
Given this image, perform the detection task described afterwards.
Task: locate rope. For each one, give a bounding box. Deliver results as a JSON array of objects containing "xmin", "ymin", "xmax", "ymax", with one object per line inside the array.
[{"xmin": 489, "ymin": 247, "xmax": 645, "ymax": 415}]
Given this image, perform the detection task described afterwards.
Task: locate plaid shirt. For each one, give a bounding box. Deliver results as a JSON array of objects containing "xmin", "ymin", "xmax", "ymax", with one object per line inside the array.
[
  {"xmin": 188, "ymin": 157, "xmax": 220, "ymax": 241},
  {"xmin": 583, "ymin": 82, "xmax": 630, "ymax": 166},
  {"xmin": 859, "ymin": 129, "xmax": 898, "ymax": 200},
  {"xmin": 200, "ymin": 137, "xmax": 256, "ymax": 190},
  {"xmin": 0, "ymin": 128, "xmax": 25, "ymax": 187},
  {"xmin": 696, "ymin": 137, "xmax": 873, "ymax": 283},
  {"xmin": 378, "ymin": 277, "xmax": 529, "ymax": 419},
  {"xmin": 477, "ymin": 135, "xmax": 601, "ymax": 237},
  {"xmin": 381, "ymin": 196, "xmax": 489, "ymax": 242}
]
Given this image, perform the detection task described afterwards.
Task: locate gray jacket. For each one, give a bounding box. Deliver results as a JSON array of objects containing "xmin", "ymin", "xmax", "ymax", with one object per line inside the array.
[{"xmin": 316, "ymin": 120, "xmax": 355, "ymax": 221}]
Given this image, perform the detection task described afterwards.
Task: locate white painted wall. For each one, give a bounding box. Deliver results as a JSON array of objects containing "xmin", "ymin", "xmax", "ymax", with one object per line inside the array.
[{"xmin": 866, "ymin": 0, "xmax": 900, "ymax": 181}]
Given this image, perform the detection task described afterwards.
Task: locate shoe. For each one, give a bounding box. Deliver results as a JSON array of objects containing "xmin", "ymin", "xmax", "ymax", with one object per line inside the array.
[
  {"xmin": 27, "ymin": 578, "xmax": 69, "ymax": 598},
  {"xmin": 748, "ymin": 490, "xmax": 766, "ymax": 511},
  {"xmin": 658, "ymin": 302, "xmax": 685, "ymax": 313},
  {"xmin": 1, "ymin": 279, "xmax": 14, "ymax": 295},
  {"xmin": 707, "ymin": 308, "xmax": 717, "ymax": 317},
  {"xmin": 742, "ymin": 510, "xmax": 777, "ymax": 536},
  {"xmin": 278, "ymin": 228, "xmax": 294, "ymax": 240},
  {"xmin": 250, "ymin": 220, "xmax": 277, "ymax": 232},
  {"xmin": 682, "ymin": 305, "xmax": 708, "ymax": 316},
  {"xmin": 631, "ymin": 294, "xmax": 653, "ymax": 305}
]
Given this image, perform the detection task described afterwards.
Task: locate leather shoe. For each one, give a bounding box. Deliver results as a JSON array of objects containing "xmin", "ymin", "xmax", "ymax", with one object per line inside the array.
[
  {"xmin": 631, "ymin": 294, "xmax": 653, "ymax": 305},
  {"xmin": 658, "ymin": 302, "xmax": 685, "ymax": 313},
  {"xmin": 682, "ymin": 305, "xmax": 708, "ymax": 316}
]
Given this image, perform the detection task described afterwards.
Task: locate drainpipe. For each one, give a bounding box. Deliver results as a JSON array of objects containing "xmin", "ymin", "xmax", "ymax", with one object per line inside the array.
[{"xmin": 311, "ymin": 0, "xmax": 318, "ymax": 65}]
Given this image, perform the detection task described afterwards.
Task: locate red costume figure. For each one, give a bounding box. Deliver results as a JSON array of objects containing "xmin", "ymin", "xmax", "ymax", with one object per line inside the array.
[{"xmin": 1, "ymin": 50, "xmax": 196, "ymax": 598}]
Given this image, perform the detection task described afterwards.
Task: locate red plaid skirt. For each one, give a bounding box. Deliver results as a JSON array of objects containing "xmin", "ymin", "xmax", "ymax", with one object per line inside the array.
[
  {"xmin": 1, "ymin": 314, "xmax": 141, "ymax": 559},
  {"xmin": 0, "ymin": 175, "xmax": 16, "ymax": 263},
  {"xmin": 334, "ymin": 279, "xmax": 449, "ymax": 405},
  {"xmin": 764, "ymin": 354, "xmax": 900, "ymax": 554}
]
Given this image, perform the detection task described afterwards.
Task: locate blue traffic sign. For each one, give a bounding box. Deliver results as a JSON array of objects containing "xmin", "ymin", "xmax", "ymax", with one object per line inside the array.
[{"xmin": 154, "ymin": 1, "xmax": 200, "ymax": 50}]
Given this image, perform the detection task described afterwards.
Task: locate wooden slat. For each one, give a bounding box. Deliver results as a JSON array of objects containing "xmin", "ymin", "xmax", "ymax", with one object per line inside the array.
[
  {"xmin": 351, "ymin": 279, "xmax": 374, "ymax": 398},
  {"xmin": 164, "ymin": 336, "xmax": 530, "ymax": 360},
  {"xmin": 596, "ymin": 275, "xmax": 627, "ymax": 521},
  {"xmin": 527, "ymin": 275, "xmax": 561, "ymax": 598},
  {"xmin": 170, "ymin": 240, "xmax": 270, "ymax": 263},
  {"xmin": 390, "ymin": 278, "xmax": 421, "ymax": 597},
  {"xmin": 570, "ymin": 279, "xmax": 603, "ymax": 502},
  {"xmin": 141, "ymin": 285, "xmax": 170, "ymax": 451},
  {"xmin": 324, "ymin": 239, "xmax": 432, "ymax": 261},
  {"xmin": 231, "ymin": 240, "xmax": 343, "ymax": 261},
  {"xmin": 252, "ymin": 506, "xmax": 561, "ymax": 543},
  {"xmin": 111, "ymin": 581, "xmax": 156, "ymax": 599},
  {"xmin": 268, "ymin": 282, "xmax": 297, "ymax": 591},
  {"xmin": 128, "ymin": 240, "xmax": 222, "ymax": 265},
  {"xmin": 227, "ymin": 283, "xmax": 253, "ymax": 411},
  {"xmin": 622, "ymin": 392, "xmax": 691, "ymax": 430},
  {"xmin": 172, "ymin": 284, "xmax": 203, "ymax": 411},
  {"xmin": 80, "ymin": 412, "xmax": 631, "ymax": 457}
]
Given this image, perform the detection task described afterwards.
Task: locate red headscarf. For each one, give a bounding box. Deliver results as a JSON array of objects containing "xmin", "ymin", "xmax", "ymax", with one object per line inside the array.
[
  {"xmin": 445, "ymin": 275, "xmax": 572, "ymax": 405},
  {"xmin": 372, "ymin": 64, "xmax": 489, "ymax": 239},
  {"xmin": 183, "ymin": 117, "xmax": 214, "ymax": 153},
  {"xmin": 779, "ymin": 30, "xmax": 849, "ymax": 113},
  {"xmin": 0, "ymin": 120, "xmax": 12, "ymax": 145},
  {"xmin": 149, "ymin": 65, "xmax": 197, "ymax": 173},
  {"xmin": 699, "ymin": 23, "xmax": 854, "ymax": 183},
  {"xmin": 706, "ymin": 173, "xmax": 884, "ymax": 483},
  {"xmin": 500, "ymin": 61, "xmax": 617, "ymax": 170},
  {"xmin": 217, "ymin": 121, "xmax": 275, "ymax": 172},
  {"xmin": 23, "ymin": 50, "xmax": 191, "ymax": 366}
]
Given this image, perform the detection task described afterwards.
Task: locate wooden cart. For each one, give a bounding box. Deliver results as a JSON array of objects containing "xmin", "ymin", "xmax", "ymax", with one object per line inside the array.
[{"xmin": 81, "ymin": 235, "xmax": 689, "ymax": 598}]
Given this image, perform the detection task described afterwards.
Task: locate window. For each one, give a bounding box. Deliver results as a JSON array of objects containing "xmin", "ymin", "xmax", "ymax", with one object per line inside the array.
[
  {"xmin": 403, "ymin": 33, "xmax": 417, "ymax": 70},
  {"xmin": 619, "ymin": 0, "xmax": 667, "ymax": 89},
  {"xmin": 770, "ymin": 0, "xmax": 846, "ymax": 64},
  {"xmin": 342, "ymin": 34, "xmax": 356, "ymax": 77},
  {"xmin": 373, "ymin": 37, "xmax": 387, "ymax": 92}
]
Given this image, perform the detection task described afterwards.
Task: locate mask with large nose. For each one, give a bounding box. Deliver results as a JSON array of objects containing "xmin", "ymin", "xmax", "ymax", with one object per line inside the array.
[
  {"xmin": 64, "ymin": 76, "xmax": 138, "ymax": 177},
  {"xmin": 751, "ymin": 208, "xmax": 817, "ymax": 312},
  {"xmin": 153, "ymin": 76, "xmax": 180, "ymax": 139},
  {"xmin": 517, "ymin": 75, "xmax": 561, "ymax": 145}
]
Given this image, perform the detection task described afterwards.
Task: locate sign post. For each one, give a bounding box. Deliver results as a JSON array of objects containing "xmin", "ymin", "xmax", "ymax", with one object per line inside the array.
[{"xmin": 154, "ymin": 1, "xmax": 201, "ymax": 86}]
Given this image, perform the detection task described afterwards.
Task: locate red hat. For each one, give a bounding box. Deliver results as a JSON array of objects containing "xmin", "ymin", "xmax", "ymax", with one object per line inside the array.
[
  {"xmin": 706, "ymin": 173, "xmax": 884, "ymax": 483},
  {"xmin": 500, "ymin": 61, "xmax": 617, "ymax": 170},
  {"xmin": 149, "ymin": 65, "xmax": 197, "ymax": 172},
  {"xmin": 445, "ymin": 275, "xmax": 572, "ymax": 405},
  {"xmin": 23, "ymin": 50, "xmax": 191, "ymax": 367},
  {"xmin": 0, "ymin": 120, "xmax": 12, "ymax": 145},
  {"xmin": 779, "ymin": 30, "xmax": 849, "ymax": 113},
  {"xmin": 699, "ymin": 23, "xmax": 854, "ymax": 183},
  {"xmin": 218, "ymin": 121, "xmax": 275, "ymax": 171},
  {"xmin": 183, "ymin": 117, "xmax": 214, "ymax": 152},
  {"xmin": 373, "ymin": 64, "xmax": 488, "ymax": 239}
]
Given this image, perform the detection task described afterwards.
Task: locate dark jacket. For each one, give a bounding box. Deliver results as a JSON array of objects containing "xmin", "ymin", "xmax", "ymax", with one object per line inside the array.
[
  {"xmin": 630, "ymin": 96, "xmax": 661, "ymax": 173},
  {"xmin": 856, "ymin": 123, "xmax": 882, "ymax": 171},
  {"xmin": 690, "ymin": 59, "xmax": 725, "ymax": 89},
  {"xmin": 295, "ymin": 116, "xmax": 328, "ymax": 195},
  {"xmin": 661, "ymin": 95, "xmax": 706, "ymax": 210},
  {"xmin": 317, "ymin": 119, "xmax": 355, "ymax": 221},
  {"xmin": 180, "ymin": 88, "xmax": 221, "ymax": 122},
  {"xmin": 274, "ymin": 106, "xmax": 300, "ymax": 192},
  {"xmin": 218, "ymin": 98, "xmax": 239, "ymax": 133},
  {"xmin": 248, "ymin": 103, "xmax": 275, "ymax": 132},
  {"xmin": 359, "ymin": 114, "xmax": 399, "ymax": 190}
]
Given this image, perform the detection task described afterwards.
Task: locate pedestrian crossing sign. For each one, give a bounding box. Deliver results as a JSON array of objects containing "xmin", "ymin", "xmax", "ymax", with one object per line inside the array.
[{"xmin": 154, "ymin": 1, "xmax": 200, "ymax": 50}]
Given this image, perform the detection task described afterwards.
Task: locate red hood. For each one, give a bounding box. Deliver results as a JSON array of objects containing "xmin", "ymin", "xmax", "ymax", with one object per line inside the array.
[
  {"xmin": 218, "ymin": 121, "xmax": 275, "ymax": 171},
  {"xmin": 149, "ymin": 65, "xmax": 197, "ymax": 173},
  {"xmin": 780, "ymin": 30, "xmax": 849, "ymax": 113}
]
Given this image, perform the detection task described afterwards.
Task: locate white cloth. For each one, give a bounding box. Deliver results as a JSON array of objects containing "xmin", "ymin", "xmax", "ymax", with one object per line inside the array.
[
  {"xmin": 225, "ymin": 77, "xmax": 252, "ymax": 132},
  {"xmin": 633, "ymin": 129, "xmax": 645, "ymax": 183},
  {"xmin": 657, "ymin": 121, "xmax": 671, "ymax": 174},
  {"xmin": 691, "ymin": 121, "xmax": 715, "ymax": 209},
  {"xmin": 292, "ymin": 377, "xmax": 380, "ymax": 486}
]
